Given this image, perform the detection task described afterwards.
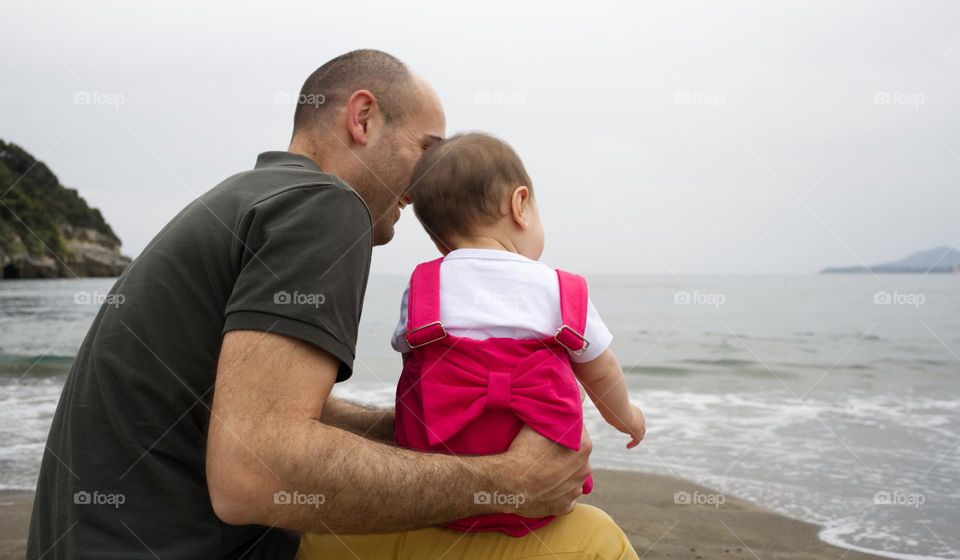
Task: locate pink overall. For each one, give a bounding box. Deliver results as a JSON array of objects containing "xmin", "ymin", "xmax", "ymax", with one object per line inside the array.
[{"xmin": 394, "ymin": 257, "xmax": 594, "ymax": 537}]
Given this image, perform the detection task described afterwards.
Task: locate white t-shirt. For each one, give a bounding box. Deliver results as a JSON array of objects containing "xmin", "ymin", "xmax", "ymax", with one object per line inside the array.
[{"xmin": 391, "ymin": 248, "xmax": 613, "ymax": 363}]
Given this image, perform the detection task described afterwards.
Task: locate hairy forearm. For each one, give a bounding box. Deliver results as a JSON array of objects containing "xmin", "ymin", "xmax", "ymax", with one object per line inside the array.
[
  {"xmin": 208, "ymin": 332, "xmax": 521, "ymax": 534},
  {"xmin": 224, "ymin": 417, "xmax": 505, "ymax": 534},
  {"xmin": 321, "ymin": 396, "xmax": 395, "ymax": 443}
]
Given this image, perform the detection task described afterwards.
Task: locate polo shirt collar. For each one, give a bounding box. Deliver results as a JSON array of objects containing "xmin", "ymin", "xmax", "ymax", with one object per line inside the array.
[{"xmin": 255, "ymin": 151, "xmax": 323, "ymax": 172}]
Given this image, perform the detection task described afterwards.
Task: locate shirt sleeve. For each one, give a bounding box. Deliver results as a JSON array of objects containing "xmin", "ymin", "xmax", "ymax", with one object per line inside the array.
[
  {"xmin": 223, "ymin": 185, "xmax": 372, "ymax": 382},
  {"xmin": 569, "ymin": 297, "xmax": 613, "ymax": 363},
  {"xmin": 390, "ymin": 282, "xmax": 411, "ymax": 353}
]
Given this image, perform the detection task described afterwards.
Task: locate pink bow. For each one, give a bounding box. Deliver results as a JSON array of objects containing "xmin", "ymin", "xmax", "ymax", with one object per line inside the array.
[{"xmin": 419, "ymin": 347, "xmax": 584, "ymax": 451}]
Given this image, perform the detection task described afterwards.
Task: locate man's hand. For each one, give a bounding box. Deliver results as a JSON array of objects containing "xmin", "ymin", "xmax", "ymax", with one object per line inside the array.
[{"xmin": 497, "ymin": 425, "xmax": 593, "ymax": 518}]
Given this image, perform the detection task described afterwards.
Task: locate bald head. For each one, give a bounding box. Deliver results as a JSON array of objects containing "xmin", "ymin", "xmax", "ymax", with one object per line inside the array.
[
  {"xmin": 288, "ymin": 50, "xmax": 445, "ymax": 247},
  {"xmin": 292, "ymin": 49, "xmax": 420, "ymax": 134}
]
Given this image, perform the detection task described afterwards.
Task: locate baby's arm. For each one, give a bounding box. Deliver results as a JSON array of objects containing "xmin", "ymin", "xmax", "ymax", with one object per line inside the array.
[{"xmin": 572, "ymin": 349, "xmax": 646, "ymax": 448}]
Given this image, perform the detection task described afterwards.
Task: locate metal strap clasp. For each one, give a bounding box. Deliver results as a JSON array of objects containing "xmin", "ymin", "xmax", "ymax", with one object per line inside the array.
[
  {"xmin": 554, "ymin": 325, "xmax": 590, "ymax": 356},
  {"xmin": 405, "ymin": 321, "xmax": 447, "ymax": 349}
]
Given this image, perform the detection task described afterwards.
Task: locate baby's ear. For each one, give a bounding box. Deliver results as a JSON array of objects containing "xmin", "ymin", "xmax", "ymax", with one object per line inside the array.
[{"xmin": 510, "ymin": 185, "xmax": 532, "ymax": 228}]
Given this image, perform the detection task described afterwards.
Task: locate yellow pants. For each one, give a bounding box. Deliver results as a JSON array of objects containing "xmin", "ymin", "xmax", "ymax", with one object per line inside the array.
[{"xmin": 296, "ymin": 504, "xmax": 639, "ymax": 560}]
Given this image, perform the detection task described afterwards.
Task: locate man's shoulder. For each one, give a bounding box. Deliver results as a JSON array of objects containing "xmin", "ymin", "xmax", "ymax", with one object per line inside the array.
[
  {"xmin": 216, "ymin": 164, "xmax": 353, "ymax": 203},
  {"xmin": 203, "ymin": 164, "xmax": 370, "ymax": 224}
]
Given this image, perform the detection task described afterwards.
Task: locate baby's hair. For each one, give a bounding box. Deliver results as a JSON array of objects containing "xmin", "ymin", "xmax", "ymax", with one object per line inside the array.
[{"xmin": 409, "ymin": 132, "xmax": 533, "ymax": 247}]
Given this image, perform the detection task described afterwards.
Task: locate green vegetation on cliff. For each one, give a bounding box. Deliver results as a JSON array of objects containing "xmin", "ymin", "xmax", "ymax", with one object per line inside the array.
[
  {"xmin": 0, "ymin": 140, "xmax": 119, "ymax": 256},
  {"xmin": 1, "ymin": 139, "xmax": 129, "ymax": 278}
]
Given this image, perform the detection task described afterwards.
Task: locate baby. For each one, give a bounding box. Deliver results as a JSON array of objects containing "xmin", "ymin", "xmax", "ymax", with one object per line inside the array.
[{"xmin": 391, "ymin": 132, "xmax": 645, "ymax": 536}]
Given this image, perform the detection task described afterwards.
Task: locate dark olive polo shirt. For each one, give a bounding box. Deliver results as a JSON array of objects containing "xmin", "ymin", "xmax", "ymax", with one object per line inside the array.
[{"xmin": 27, "ymin": 151, "xmax": 373, "ymax": 559}]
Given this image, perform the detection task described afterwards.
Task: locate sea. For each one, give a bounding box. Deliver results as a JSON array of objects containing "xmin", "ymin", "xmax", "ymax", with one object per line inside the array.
[{"xmin": 1, "ymin": 274, "xmax": 957, "ymax": 559}]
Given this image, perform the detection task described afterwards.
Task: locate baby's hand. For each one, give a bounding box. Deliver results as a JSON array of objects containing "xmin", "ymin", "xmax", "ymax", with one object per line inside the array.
[{"xmin": 621, "ymin": 405, "xmax": 646, "ymax": 449}]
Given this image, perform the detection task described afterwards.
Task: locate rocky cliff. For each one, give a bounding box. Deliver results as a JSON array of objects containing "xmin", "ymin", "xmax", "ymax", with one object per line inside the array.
[{"xmin": 0, "ymin": 140, "xmax": 130, "ymax": 278}]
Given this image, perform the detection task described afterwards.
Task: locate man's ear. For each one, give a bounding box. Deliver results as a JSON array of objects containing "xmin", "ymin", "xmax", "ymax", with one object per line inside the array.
[
  {"xmin": 345, "ymin": 90, "xmax": 378, "ymax": 146},
  {"xmin": 510, "ymin": 186, "xmax": 531, "ymax": 229}
]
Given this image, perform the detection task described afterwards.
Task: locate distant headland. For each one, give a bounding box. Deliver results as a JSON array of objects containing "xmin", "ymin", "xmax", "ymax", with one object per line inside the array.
[
  {"xmin": 0, "ymin": 140, "xmax": 130, "ymax": 279},
  {"xmin": 822, "ymin": 246, "xmax": 960, "ymax": 274}
]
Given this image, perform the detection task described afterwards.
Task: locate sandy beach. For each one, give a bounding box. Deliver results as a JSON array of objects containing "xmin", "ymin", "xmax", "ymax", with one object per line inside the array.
[
  {"xmin": 0, "ymin": 490, "xmax": 31, "ymax": 560},
  {"xmin": 581, "ymin": 470, "xmax": 884, "ymax": 559},
  {"xmin": 1, "ymin": 469, "xmax": 884, "ymax": 560}
]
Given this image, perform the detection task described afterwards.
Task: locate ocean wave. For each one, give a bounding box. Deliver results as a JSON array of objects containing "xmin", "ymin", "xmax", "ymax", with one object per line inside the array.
[
  {"xmin": 622, "ymin": 365, "xmax": 699, "ymax": 376},
  {"xmin": 681, "ymin": 358, "xmax": 758, "ymax": 367},
  {"xmin": 0, "ymin": 354, "xmax": 74, "ymax": 377},
  {"xmin": 819, "ymin": 522, "xmax": 949, "ymax": 560}
]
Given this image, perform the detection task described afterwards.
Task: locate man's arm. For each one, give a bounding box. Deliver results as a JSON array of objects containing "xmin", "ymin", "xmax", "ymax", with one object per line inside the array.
[
  {"xmin": 206, "ymin": 330, "xmax": 592, "ymax": 534},
  {"xmin": 321, "ymin": 397, "xmax": 395, "ymax": 443}
]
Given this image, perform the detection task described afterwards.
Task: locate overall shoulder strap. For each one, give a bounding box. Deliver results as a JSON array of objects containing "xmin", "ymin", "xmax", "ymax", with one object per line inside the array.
[
  {"xmin": 554, "ymin": 270, "xmax": 590, "ymax": 355},
  {"xmin": 405, "ymin": 258, "xmax": 447, "ymax": 348}
]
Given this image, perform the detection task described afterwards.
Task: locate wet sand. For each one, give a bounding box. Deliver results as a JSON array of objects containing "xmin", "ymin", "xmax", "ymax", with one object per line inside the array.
[{"xmin": 581, "ymin": 469, "xmax": 882, "ymax": 559}]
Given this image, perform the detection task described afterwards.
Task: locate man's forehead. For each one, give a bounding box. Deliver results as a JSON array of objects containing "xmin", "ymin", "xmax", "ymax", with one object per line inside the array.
[{"xmin": 410, "ymin": 73, "xmax": 446, "ymax": 137}]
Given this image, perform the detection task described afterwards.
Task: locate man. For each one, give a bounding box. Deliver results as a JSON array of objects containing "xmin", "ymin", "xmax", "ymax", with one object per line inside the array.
[{"xmin": 28, "ymin": 49, "xmax": 637, "ymax": 559}]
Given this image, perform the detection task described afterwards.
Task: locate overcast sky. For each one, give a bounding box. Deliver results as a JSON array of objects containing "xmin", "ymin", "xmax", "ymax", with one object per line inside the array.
[{"xmin": 2, "ymin": 0, "xmax": 958, "ymax": 274}]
